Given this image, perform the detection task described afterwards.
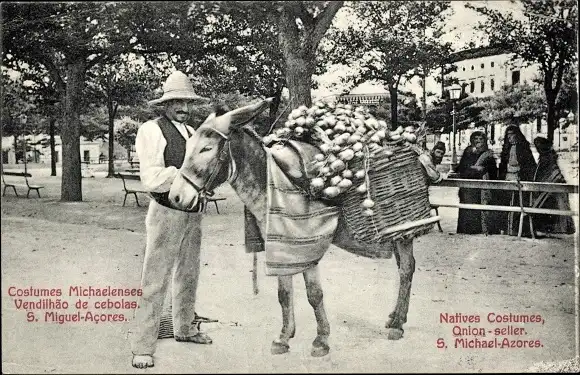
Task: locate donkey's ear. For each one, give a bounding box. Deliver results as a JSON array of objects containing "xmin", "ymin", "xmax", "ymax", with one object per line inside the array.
[
  {"xmin": 228, "ymin": 97, "xmax": 274, "ymax": 128},
  {"xmin": 201, "ymin": 112, "xmax": 216, "ymax": 126}
]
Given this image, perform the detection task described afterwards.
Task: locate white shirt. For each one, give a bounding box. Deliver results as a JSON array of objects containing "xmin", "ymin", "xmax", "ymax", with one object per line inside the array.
[{"xmin": 135, "ymin": 119, "xmax": 195, "ymax": 193}]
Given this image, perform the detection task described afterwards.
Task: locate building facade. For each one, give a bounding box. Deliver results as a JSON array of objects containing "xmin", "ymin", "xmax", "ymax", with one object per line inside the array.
[{"xmin": 1, "ymin": 135, "xmax": 129, "ymax": 165}]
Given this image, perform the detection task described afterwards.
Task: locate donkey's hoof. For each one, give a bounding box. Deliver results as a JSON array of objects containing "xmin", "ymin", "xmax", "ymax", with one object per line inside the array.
[
  {"xmin": 311, "ymin": 344, "xmax": 330, "ymax": 357},
  {"xmin": 311, "ymin": 336, "xmax": 330, "ymax": 357},
  {"xmin": 271, "ymin": 339, "xmax": 290, "ymax": 355},
  {"xmin": 387, "ymin": 328, "xmax": 404, "ymax": 340}
]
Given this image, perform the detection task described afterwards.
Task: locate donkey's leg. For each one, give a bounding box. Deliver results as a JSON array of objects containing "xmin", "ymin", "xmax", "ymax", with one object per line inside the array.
[
  {"xmin": 303, "ymin": 265, "xmax": 330, "ymax": 357},
  {"xmin": 385, "ymin": 238, "xmax": 415, "ymax": 340},
  {"xmin": 271, "ymin": 275, "xmax": 295, "ymax": 354}
]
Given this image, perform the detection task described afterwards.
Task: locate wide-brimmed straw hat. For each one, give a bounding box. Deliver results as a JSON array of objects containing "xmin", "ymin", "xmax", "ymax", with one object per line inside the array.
[{"xmin": 148, "ymin": 71, "xmax": 207, "ymax": 105}]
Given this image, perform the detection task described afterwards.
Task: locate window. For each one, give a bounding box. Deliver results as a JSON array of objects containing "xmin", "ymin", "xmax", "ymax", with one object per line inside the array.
[
  {"xmin": 2, "ymin": 150, "xmax": 8, "ymax": 164},
  {"xmin": 83, "ymin": 150, "xmax": 90, "ymax": 162},
  {"xmin": 471, "ymin": 65, "xmax": 474, "ymax": 70},
  {"xmin": 481, "ymin": 63, "xmax": 485, "ymax": 69},
  {"xmin": 462, "ymin": 67, "xmax": 466, "ymax": 71},
  {"xmin": 55, "ymin": 151, "xmax": 59, "ymax": 163},
  {"xmin": 491, "ymin": 62, "xmax": 495, "ymax": 68},
  {"xmin": 511, "ymin": 70, "xmax": 520, "ymax": 85},
  {"xmin": 481, "ymin": 80, "xmax": 485, "ymax": 93},
  {"xmin": 470, "ymin": 81, "xmax": 475, "ymax": 93},
  {"xmin": 490, "ymin": 78, "xmax": 495, "ymax": 91}
]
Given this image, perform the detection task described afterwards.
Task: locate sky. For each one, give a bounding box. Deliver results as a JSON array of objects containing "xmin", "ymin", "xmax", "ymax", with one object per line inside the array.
[{"xmin": 313, "ymin": 0, "xmax": 526, "ymax": 99}]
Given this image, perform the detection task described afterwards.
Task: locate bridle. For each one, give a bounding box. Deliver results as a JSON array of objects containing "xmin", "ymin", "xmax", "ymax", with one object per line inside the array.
[{"xmin": 177, "ymin": 126, "xmax": 237, "ymax": 210}]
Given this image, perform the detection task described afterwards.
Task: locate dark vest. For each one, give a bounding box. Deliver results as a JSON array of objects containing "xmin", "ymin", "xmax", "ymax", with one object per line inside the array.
[{"xmin": 150, "ymin": 115, "xmax": 199, "ymax": 212}]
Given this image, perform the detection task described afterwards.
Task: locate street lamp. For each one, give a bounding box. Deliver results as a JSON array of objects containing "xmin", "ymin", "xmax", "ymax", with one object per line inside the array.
[{"xmin": 448, "ymin": 84, "xmax": 462, "ymax": 175}]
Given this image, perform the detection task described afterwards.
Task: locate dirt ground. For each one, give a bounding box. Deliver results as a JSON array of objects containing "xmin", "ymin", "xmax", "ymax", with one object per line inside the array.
[{"xmin": 1, "ymin": 164, "xmax": 579, "ymax": 373}]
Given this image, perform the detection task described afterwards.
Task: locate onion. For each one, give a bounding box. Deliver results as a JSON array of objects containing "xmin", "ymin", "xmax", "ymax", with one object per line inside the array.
[
  {"xmin": 330, "ymin": 159, "xmax": 346, "ymax": 172},
  {"xmin": 342, "ymin": 169, "xmax": 353, "ymax": 179},
  {"xmin": 352, "ymin": 142, "xmax": 363, "ymax": 152},
  {"xmin": 315, "ymin": 153, "xmax": 325, "ymax": 161},
  {"xmin": 323, "ymin": 186, "xmax": 340, "ymax": 198},
  {"xmin": 338, "ymin": 178, "xmax": 353, "ymax": 189},
  {"xmin": 363, "ymin": 208, "xmax": 374, "ymax": 216},
  {"xmin": 362, "ymin": 198, "xmax": 375, "ymax": 208},
  {"xmin": 348, "ymin": 135, "xmax": 361, "ymax": 145},
  {"xmin": 339, "ymin": 149, "xmax": 355, "ymax": 161},
  {"xmin": 319, "ymin": 143, "xmax": 331, "ymax": 154},
  {"xmin": 310, "ymin": 177, "xmax": 325, "ymax": 189},
  {"xmin": 355, "ymin": 170, "xmax": 366, "ymax": 179},
  {"xmin": 334, "ymin": 123, "xmax": 347, "ymax": 133},
  {"xmin": 403, "ymin": 133, "xmax": 417, "ymax": 143},
  {"xmin": 356, "ymin": 183, "xmax": 367, "ymax": 193},
  {"xmin": 330, "ymin": 175, "xmax": 342, "ymax": 186}
]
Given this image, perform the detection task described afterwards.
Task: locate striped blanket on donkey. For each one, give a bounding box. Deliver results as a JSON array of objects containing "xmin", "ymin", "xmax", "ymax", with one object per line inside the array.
[{"xmin": 244, "ymin": 140, "xmax": 394, "ymax": 277}]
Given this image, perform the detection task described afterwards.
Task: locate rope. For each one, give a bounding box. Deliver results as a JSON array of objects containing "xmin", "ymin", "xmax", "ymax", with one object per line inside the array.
[{"xmin": 363, "ymin": 144, "xmax": 380, "ymax": 239}]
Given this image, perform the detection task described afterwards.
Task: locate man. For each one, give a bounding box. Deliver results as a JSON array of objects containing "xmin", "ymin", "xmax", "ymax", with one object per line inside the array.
[
  {"xmin": 418, "ymin": 141, "xmax": 446, "ymax": 184},
  {"xmin": 130, "ymin": 71, "xmax": 212, "ymax": 369}
]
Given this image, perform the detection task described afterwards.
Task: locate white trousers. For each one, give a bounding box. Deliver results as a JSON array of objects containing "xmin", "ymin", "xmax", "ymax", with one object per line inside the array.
[{"xmin": 130, "ymin": 199, "xmax": 202, "ymax": 355}]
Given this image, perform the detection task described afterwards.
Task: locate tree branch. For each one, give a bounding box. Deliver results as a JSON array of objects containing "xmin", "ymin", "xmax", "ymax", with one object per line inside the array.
[
  {"xmin": 85, "ymin": 40, "xmax": 136, "ymax": 68},
  {"xmin": 309, "ymin": 1, "xmax": 344, "ymax": 51}
]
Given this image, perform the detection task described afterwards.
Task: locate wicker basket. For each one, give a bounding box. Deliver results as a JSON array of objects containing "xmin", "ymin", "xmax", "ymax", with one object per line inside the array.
[{"xmin": 340, "ymin": 141, "xmax": 433, "ymax": 243}]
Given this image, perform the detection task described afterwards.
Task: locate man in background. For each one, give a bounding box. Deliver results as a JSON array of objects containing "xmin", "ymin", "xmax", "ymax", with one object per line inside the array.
[{"xmin": 419, "ymin": 141, "xmax": 446, "ymax": 184}]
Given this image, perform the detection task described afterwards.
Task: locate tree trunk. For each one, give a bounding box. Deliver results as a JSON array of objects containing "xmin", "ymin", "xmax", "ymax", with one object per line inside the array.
[
  {"xmin": 546, "ymin": 95, "xmax": 557, "ymax": 144},
  {"xmin": 283, "ymin": 53, "xmax": 315, "ymax": 112},
  {"xmin": 107, "ymin": 101, "xmax": 118, "ymax": 178},
  {"xmin": 49, "ymin": 118, "xmax": 57, "ymax": 176},
  {"xmin": 61, "ymin": 60, "xmax": 86, "ymax": 201},
  {"xmin": 389, "ymin": 85, "xmax": 398, "ymax": 130},
  {"xmin": 13, "ymin": 134, "xmax": 18, "ymax": 164}
]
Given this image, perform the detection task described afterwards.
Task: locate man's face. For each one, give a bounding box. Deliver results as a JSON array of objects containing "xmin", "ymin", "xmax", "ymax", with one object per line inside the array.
[
  {"xmin": 507, "ymin": 131, "xmax": 517, "ymax": 145},
  {"xmin": 431, "ymin": 149, "xmax": 445, "ymax": 164},
  {"xmin": 165, "ymin": 99, "xmax": 192, "ymax": 123},
  {"xmin": 473, "ymin": 135, "xmax": 485, "ymax": 149}
]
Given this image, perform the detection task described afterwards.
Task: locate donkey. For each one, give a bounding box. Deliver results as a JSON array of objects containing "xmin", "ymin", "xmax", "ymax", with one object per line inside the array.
[{"xmin": 168, "ymin": 98, "xmax": 417, "ymax": 357}]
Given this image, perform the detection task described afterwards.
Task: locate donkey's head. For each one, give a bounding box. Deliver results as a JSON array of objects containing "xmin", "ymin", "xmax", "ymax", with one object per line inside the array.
[{"xmin": 168, "ymin": 98, "xmax": 272, "ymax": 211}]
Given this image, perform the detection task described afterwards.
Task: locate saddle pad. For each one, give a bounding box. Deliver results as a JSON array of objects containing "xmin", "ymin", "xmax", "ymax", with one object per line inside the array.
[{"xmin": 264, "ymin": 149, "xmax": 340, "ymax": 276}]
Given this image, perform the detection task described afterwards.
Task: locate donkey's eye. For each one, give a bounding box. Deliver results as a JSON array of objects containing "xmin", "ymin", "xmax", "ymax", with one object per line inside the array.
[{"xmin": 200, "ymin": 146, "xmax": 213, "ymax": 153}]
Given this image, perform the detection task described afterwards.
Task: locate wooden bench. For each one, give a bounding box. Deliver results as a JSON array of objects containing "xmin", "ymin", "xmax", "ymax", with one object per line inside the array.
[
  {"xmin": 116, "ymin": 171, "xmax": 227, "ymax": 212},
  {"xmin": 114, "ymin": 172, "xmax": 149, "ymax": 207},
  {"xmin": 2, "ymin": 171, "xmax": 45, "ymax": 198}
]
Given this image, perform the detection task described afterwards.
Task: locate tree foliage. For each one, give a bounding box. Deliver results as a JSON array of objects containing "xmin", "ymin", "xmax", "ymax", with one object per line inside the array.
[
  {"xmin": 480, "ymin": 83, "xmax": 546, "ymax": 127},
  {"xmin": 466, "ymin": 0, "xmax": 578, "ymax": 143},
  {"xmin": 323, "ymin": 1, "xmax": 452, "ymax": 129},
  {"xmin": 1, "ymin": 2, "xmax": 205, "ymax": 201}
]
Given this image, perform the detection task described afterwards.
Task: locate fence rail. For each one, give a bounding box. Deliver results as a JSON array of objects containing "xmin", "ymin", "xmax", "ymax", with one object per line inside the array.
[{"xmin": 431, "ymin": 178, "xmax": 579, "ymax": 238}]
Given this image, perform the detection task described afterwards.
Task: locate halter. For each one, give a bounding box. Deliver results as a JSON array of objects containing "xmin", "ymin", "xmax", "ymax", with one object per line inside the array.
[{"xmin": 177, "ymin": 126, "xmax": 237, "ymax": 209}]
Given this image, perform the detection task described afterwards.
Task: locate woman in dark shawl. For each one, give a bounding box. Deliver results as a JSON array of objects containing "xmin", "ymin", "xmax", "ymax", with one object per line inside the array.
[
  {"xmin": 456, "ymin": 131, "xmax": 499, "ymax": 234},
  {"xmin": 497, "ymin": 125, "xmax": 537, "ymax": 236},
  {"xmin": 531, "ymin": 137, "xmax": 576, "ymax": 235}
]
